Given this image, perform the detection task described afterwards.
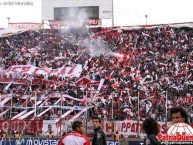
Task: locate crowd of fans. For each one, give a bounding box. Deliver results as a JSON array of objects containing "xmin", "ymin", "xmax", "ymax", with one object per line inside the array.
[{"xmin": 0, "ymin": 24, "xmax": 193, "ymax": 124}]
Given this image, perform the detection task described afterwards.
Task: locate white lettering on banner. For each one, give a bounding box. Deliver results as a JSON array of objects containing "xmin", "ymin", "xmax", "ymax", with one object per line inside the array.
[
  {"xmin": 0, "ymin": 140, "xmax": 4, "ymax": 145},
  {"xmin": 1, "ymin": 138, "xmax": 117, "ymax": 145},
  {"xmin": 16, "ymin": 139, "xmax": 25, "ymax": 145},
  {"xmin": 26, "ymin": 139, "xmax": 33, "ymax": 145},
  {"xmin": 2, "ymin": 121, "xmax": 9, "ymax": 131},
  {"xmin": 34, "ymin": 140, "xmax": 39, "ymax": 145},
  {"xmin": 0, "ymin": 120, "xmax": 42, "ymax": 133},
  {"xmin": 106, "ymin": 141, "xmax": 118, "ymax": 145},
  {"xmin": 26, "ymin": 139, "xmax": 58, "ymax": 145},
  {"xmin": 87, "ymin": 19, "xmax": 101, "ymax": 25},
  {"xmin": 49, "ymin": 20, "xmax": 101, "ymax": 29}
]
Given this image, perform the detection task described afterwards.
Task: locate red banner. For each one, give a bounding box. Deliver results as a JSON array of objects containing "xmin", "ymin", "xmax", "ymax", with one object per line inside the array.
[
  {"xmin": 87, "ymin": 19, "xmax": 101, "ymax": 26},
  {"xmin": 0, "ymin": 120, "xmax": 43, "ymax": 133},
  {"xmin": 48, "ymin": 19, "xmax": 101, "ymax": 29},
  {"xmin": 180, "ymin": 96, "xmax": 193, "ymax": 104},
  {"xmin": 103, "ymin": 120, "xmax": 167, "ymax": 138}
]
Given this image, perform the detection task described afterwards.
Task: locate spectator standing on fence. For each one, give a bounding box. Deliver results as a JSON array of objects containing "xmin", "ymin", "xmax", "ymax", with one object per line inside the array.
[
  {"xmin": 92, "ymin": 116, "xmax": 107, "ymax": 145},
  {"xmin": 142, "ymin": 117, "xmax": 161, "ymax": 145},
  {"xmin": 58, "ymin": 121, "xmax": 90, "ymax": 145}
]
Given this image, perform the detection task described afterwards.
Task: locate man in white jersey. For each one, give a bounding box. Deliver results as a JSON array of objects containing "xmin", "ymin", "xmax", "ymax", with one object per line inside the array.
[{"xmin": 58, "ymin": 121, "xmax": 90, "ymax": 145}]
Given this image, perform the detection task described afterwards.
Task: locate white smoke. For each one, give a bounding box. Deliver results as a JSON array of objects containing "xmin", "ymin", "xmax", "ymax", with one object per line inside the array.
[
  {"xmin": 83, "ymin": 37, "xmax": 108, "ymax": 57},
  {"xmin": 60, "ymin": 7, "xmax": 88, "ymax": 29},
  {"xmin": 108, "ymin": 52, "xmax": 124, "ymax": 58},
  {"xmin": 83, "ymin": 37, "xmax": 123, "ymax": 58},
  {"xmin": 59, "ymin": 7, "xmax": 123, "ymax": 59}
]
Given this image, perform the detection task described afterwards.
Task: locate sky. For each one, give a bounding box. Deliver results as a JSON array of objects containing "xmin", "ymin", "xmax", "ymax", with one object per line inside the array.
[{"xmin": 0, "ymin": 0, "xmax": 193, "ymax": 28}]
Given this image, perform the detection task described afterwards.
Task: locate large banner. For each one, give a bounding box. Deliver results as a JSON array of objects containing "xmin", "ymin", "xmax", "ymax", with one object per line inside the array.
[
  {"xmin": 103, "ymin": 120, "xmax": 167, "ymax": 138},
  {"xmin": 0, "ymin": 120, "xmax": 43, "ymax": 133},
  {"xmin": 48, "ymin": 20, "xmax": 101, "ymax": 29},
  {"xmin": 44, "ymin": 120, "xmax": 168, "ymax": 137},
  {"xmin": 5, "ymin": 64, "xmax": 83, "ymax": 78},
  {"xmin": 0, "ymin": 138, "xmax": 118, "ymax": 145},
  {"xmin": 9, "ymin": 23, "xmax": 43, "ymax": 30},
  {"xmin": 62, "ymin": 120, "xmax": 167, "ymax": 138},
  {"xmin": 0, "ymin": 119, "xmax": 184, "ymax": 137},
  {"xmin": 0, "ymin": 138, "xmax": 59, "ymax": 145}
]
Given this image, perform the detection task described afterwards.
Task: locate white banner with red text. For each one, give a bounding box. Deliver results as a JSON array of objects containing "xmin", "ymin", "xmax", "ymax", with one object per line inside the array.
[
  {"xmin": 4, "ymin": 64, "xmax": 82, "ymax": 78},
  {"xmin": 9, "ymin": 23, "xmax": 43, "ymax": 30}
]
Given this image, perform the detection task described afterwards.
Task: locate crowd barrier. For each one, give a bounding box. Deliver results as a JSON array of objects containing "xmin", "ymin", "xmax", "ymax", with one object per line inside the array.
[
  {"xmin": 0, "ymin": 138, "xmax": 146, "ymax": 145},
  {"xmin": 0, "ymin": 138, "xmax": 120, "ymax": 145},
  {"xmin": 0, "ymin": 138, "xmax": 58, "ymax": 145}
]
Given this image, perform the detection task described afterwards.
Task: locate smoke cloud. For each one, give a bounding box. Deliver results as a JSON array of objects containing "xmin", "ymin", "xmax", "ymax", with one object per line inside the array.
[
  {"xmin": 82, "ymin": 37, "xmax": 123, "ymax": 58},
  {"xmin": 60, "ymin": 7, "xmax": 88, "ymax": 29},
  {"xmin": 59, "ymin": 7, "xmax": 123, "ymax": 59}
]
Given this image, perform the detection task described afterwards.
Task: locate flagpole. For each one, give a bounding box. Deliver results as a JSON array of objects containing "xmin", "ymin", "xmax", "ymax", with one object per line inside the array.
[
  {"xmin": 112, "ymin": 92, "xmax": 114, "ymax": 137},
  {"xmin": 85, "ymin": 90, "xmax": 88, "ymax": 135},
  {"xmin": 59, "ymin": 89, "xmax": 63, "ymax": 136},
  {"xmin": 137, "ymin": 84, "xmax": 140, "ymax": 138},
  {"xmin": 10, "ymin": 94, "xmax": 13, "ymax": 119},
  {"xmin": 7, "ymin": 17, "xmax": 10, "ymax": 28},
  {"xmin": 112, "ymin": 92, "xmax": 114, "ymax": 119},
  {"xmin": 9, "ymin": 93, "xmax": 13, "ymax": 136},
  {"xmin": 60, "ymin": 90, "xmax": 63, "ymax": 115},
  {"xmin": 165, "ymin": 90, "xmax": 168, "ymax": 128},
  {"xmin": 0, "ymin": 93, "xmax": 1, "ymax": 104},
  {"xmin": 34, "ymin": 91, "xmax": 37, "ymax": 118},
  {"xmin": 28, "ymin": 79, "xmax": 33, "ymax": 113},
  {"xmin": 24, "ymin": 84, "xmax": 30, "ymax": 110},
  {"xmin": 34, "ymin": 90, "xmax": 37, "ymax": 135}
]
